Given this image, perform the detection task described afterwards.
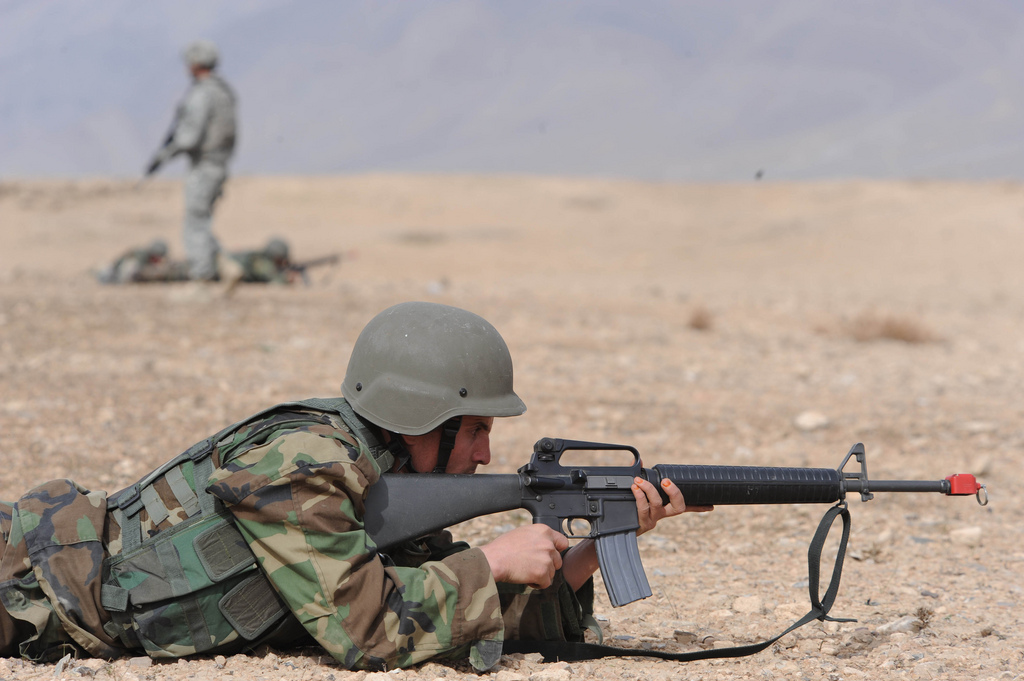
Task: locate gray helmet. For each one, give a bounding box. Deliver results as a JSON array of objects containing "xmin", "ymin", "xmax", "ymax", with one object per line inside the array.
[
  {"xmin": 264, "ymin": 238, "xmax": 290, "ymax": 261},
  {"xmin": 147, "ymin": 239, "xmax": 168, "ymax": 258},
  {"xmin": 182, "ymin": 40, "xmax": 219, "ymax": 69},
  {"xmin": 342, "ymin": 302, "xmax": 526, "ymax": 435}
]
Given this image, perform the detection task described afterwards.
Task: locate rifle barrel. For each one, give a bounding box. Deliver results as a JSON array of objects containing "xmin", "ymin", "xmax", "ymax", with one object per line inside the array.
[
  {"xmin": 652, "ymin": 464, "xmax": 972, "ymax": 506},
  {"xmin": 653, "ymin": 464, "xmax": 843, "ymax": 506},
  {"xmin": 843, "ymin": 479, "xmax": 949, "ymax": 494}
]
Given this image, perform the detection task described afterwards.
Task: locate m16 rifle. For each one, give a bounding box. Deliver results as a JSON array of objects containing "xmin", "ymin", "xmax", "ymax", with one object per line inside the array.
[
  {"xmin": 287, "ymin": 250, "xmax": 359, "ymax": 285},
  {"xmin": 286, "ymin": 254, "xmax": 340, "ymax": 285},
  {"xmin": 364, "ymin": 439, "xmax": 987, "ymax": 661}
]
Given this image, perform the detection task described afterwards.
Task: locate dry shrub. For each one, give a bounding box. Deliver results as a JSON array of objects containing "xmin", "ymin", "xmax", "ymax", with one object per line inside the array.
[
  {"xmin": 688, "ymin": 305, "xmax": 713, "ymax": 331},
  {"xmin": 847, "ymin": 311, "xmax": 937, "ymax": 344}
]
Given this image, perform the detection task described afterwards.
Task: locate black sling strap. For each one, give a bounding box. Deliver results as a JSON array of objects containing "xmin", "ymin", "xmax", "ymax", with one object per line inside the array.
[{"xmin": 504, "ymin": 503, "xmax": 853, "ymax": 662}]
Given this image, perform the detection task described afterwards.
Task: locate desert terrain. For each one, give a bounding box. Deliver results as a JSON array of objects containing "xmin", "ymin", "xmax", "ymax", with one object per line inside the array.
[{"xmin": 0, "ymin": 175, "xmax": 1020, "ymax": 681}]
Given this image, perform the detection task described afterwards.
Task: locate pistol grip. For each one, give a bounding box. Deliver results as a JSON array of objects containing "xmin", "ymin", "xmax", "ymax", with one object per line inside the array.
[{"xmin": 595, "ymin": 531, "xmax": 651, "ymax": 607}]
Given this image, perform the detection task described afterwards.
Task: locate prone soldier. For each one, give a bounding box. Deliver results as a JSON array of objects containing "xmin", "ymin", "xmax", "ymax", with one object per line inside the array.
[
  {"xmin": 229, "ymin": 239, "xmax": 347, "ymax": 286},
  {"xmin": 93, "ymin": 239, "xmax": 189, "ymax": 284},
  {"xmin": 229, "ymin": 238, "xmax": 295, "ymax": 284},
  {"xmin": 0, "ymin": 303, "xmax": 697, "ymax": 669}
]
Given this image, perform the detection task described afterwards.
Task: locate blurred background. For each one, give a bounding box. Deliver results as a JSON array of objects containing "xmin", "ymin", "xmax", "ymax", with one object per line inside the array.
[{"xmin": 3, "ymin": 0, "xmax": 1024, "ymax": 181}]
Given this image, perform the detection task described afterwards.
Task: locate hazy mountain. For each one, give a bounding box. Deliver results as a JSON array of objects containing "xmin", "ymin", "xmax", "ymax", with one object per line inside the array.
[{"xmin": 2, "ymin": 0, "xmax": 1024, "ymax": 181}]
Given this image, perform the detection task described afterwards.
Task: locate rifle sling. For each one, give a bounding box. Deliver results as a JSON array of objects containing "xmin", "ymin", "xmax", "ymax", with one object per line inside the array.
[{"xmin": 503, "ymin": 502, "xmax": 853, "ymax": 663}]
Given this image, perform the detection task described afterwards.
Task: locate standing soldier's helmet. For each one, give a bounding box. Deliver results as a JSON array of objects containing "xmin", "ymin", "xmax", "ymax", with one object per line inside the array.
[
  {"xmin": 264, "ymin": 238, "xmax": 290, "ymax": 262},
  {"xmin": 342, "ymin": 302, "xmax": 526, "ymax": 436},
  {"xmin": 182, "ymin": 40, "xmax": 219, "ymax": 69}
]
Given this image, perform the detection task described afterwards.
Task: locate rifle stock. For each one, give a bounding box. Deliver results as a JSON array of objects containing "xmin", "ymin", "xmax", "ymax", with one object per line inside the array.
[{"xmin": 362, "ymin": 439, "xmax": 987, "ymax": 607}]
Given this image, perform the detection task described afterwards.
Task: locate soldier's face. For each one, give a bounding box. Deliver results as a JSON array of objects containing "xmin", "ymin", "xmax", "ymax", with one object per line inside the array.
[{"xmin": 405, "ymin": 416, "xmax": 494, "ymax": 474}]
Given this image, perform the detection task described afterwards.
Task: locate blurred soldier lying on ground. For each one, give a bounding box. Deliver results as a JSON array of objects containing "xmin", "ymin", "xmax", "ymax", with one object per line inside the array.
[
  {"xmin": 93, "ymin": 239, "xmax": 189, "ymax": 284},
  {"xmin": 229, "ymin": 238, "xmax": 296, "ymax": 284},
  {"xmin": 94, "ymin": 238, "xmax": 341, "ymax": 287},
  {"xmin": 144, "ymin": 40, "xmax": 238, "ymax": 284},
  {"xmin": 0, "ymin": 302, "xmax": 701, "ymax": 670}
]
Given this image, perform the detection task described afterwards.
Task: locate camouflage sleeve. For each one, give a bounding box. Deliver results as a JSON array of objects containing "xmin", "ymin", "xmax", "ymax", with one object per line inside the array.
[
  {"xmin": 206, "ymin": 426, "xmax": 505, "ymax": 671},
  {"xmin": 246, "ymin": 255, "xmax": 288, "ymax": 284},
  {"xmin": 168, "ymin": 87, "xmax": 211, "ymax": 155},
  {"xmin": 412, "ymin": 532, "xmax": 595, "ymax": 644}
]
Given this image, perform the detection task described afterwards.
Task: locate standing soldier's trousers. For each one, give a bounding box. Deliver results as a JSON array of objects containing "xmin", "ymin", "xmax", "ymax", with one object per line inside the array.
[{"xmin": 184, "ymin": 160, "xmax": 228, "ymax": 281}]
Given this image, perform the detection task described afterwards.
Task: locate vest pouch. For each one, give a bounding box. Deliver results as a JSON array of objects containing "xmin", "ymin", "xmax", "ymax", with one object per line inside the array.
[{"xmin": 102, "ymin": 512, "xmax": 288, "ymax": 657}]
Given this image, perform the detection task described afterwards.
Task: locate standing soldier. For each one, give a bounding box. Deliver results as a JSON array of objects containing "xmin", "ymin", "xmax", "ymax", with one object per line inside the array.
[{"xmin": 145, "ymin": 40, "xmax": 239, "ymax": 284}]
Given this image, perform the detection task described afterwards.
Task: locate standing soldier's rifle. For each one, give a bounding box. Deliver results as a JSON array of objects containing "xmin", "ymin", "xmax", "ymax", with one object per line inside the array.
[{"xmin": 364, "ymin": 439, "xmax": 987, "ymax": 662}]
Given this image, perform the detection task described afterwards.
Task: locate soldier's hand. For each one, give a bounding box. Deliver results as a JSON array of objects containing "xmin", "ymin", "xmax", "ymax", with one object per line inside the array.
[
  {"xmin": 480, "ymin": 524, "xmax": 569, "ymax": 589},
  {"xmin": 632, "ymin": 477, "xmax": 713, "ymax": 536}
]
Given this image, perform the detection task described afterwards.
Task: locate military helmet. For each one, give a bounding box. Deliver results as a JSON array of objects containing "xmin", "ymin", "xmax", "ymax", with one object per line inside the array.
[
  {"xmin": 342, "ymin": 302, "xmax": 526, "ymax": 435},
  {"xmin": 183, "ymin": 40, "xmax": 219, "ymax": 69},
  {"xmin": 147, "ymin": 239, "xmax": 169, "ymax": 258},
  {"xmin": 264, "ymin": 238, "xmax": 290, "ymax": 261}
]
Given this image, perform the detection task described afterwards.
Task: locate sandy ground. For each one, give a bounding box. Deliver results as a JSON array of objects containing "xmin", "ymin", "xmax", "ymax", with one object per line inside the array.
[{"xmin": 0, "ymin": 175, "xmax": 1021, "ymax": 681}]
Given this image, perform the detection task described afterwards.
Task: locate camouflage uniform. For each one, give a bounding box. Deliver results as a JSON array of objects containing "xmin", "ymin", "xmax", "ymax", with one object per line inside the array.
[
  {"xmin": 0, "ymin": 400, "xmax": 590, "ymax": 669},
  {"xmin": 94, "ymin": 241, "xmax": 190, "ymax": 284},
  {"xmin": 229, "ymin": 253, "xmax": 290, "ymax": 284}
]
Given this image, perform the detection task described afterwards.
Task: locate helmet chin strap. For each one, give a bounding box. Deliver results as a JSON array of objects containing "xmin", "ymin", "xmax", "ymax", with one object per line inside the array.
[
  {"xmin": 385, "ymin": 432, "xmax": 414, "ymax": 473},
  {"xmin": 389, "ymin": 416, "xmax": 463, "ymax": 474},
  {"xmin": 431, "ymin": 416, "xmax": 463, "ymax": 474}
]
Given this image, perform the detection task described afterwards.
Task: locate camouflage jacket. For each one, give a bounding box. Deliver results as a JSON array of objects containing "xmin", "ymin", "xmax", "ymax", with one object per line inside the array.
[
  {"xmin": 94, "ymin": 251, "xmax": 190, "ymax": 284},
  {"xmin": 0, "ymin": 400, "xmax": 591, "ymax": 669},
  {"xmin": 159, "ymin": 73, "xmax": 237, "ymax": 168},
  {"xmin": 229, "ymin": 251, "xmax": 290, "ymax": 284}
]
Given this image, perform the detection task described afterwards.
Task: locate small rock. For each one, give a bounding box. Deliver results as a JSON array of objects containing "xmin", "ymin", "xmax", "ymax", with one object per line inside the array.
[
  {"xmin": 495, "ymin": 672, "xmax": 527, "ymax": 681},
  {"xmin": 960, "ymin": 421, "xmax": 996, "ymax": 434},
  {"xmin": 876, "ymin": 616, "xmax": 924, "ymax": 635},
  {"xmin": 53, "ymin": 652, "xmax": 73, "ymax": 677},
  {"xmin": 819, "ymin": 642, "xmax": 840, "ymax": 656},
  {"xmin": 528, "ymin": 669, "xmax": 570, "ymax": 681},
  {"xmin": 418, "ymin": 663, "xmax": 450, "ymax": 678},
  {"xmin": 949, "ymin": 526, "xmax": 982, "ymax": 547},
  {"xmin": 673, "ymin": 630, "xmax": 697, "ymax": 645},
  {"xmin": 214, "ymin": 655, "xmax": 227, "ymax": 669},
  {"xmin": 795, "ymin": 639, "xmax": 820, "ymax": 654},
  {"xmin": 849, "ymin": 628, "xmax": 875, "ymax": 646},
  {"xmin": 127, "ymin": 657, "xmax": 153, "ymax": 668},
  {"xmin": 794, "ymin": 411, "xmax": 829, "ymax": 431},
  {"xmin": 911, "ymin": 660, "xmax": 943, "ymax": 680},
  {"xmin": 733, "ymin": 595, "xmax": 762, "ymax": 614}
]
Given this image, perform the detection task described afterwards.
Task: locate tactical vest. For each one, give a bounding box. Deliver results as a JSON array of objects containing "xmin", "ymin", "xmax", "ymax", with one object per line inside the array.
[{"xmin": 100, "ymin": 397, "xmax": 392, "ymax": 658}]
